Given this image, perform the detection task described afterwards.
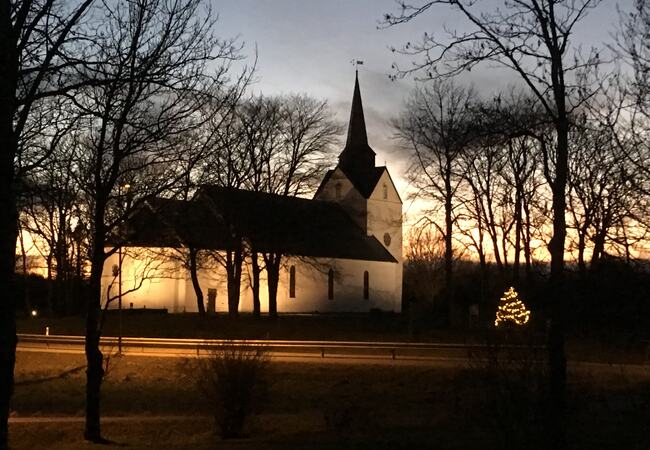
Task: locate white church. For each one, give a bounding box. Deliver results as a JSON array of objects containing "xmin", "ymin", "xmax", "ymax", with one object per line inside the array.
[{"xmin": 102, "ymin": 73, "xmax": 403, "ymax": 313}]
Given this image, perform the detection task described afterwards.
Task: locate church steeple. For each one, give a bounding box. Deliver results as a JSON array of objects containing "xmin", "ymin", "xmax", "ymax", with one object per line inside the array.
[
  {"xmin": 338, "ymin": 71, "xmax": 375, "ymax": 174},
  {"xmin": 345, "ymin": 70, "xmax": 369, "ymax": 148}
]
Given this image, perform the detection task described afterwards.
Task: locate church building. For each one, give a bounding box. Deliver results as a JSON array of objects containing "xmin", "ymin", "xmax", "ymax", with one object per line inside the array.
[{"xmin": 102, "ymin": 73, "xmax": 403, "ymax": 313}]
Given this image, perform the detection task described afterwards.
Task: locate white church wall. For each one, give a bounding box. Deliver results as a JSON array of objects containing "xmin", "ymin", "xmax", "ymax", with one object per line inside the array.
[
  {"xmin": 366, "ymin": 170, "xmax": 403, "ymax": 308},
  {"xmin": 274, "ymin": 257, "xmax": 400, "ymax": 312},
  {"xmin": 102, "ymin": 247, "xmax": 185, "ymax": 312},
  {"xmin": 102, "ymin": 248, "xmax": 401, "ymax": 313}
]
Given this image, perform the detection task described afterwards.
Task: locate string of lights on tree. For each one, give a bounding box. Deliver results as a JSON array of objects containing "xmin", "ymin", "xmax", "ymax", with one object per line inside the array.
[{"xmin": 494, "ymin": 287, "xmax": 531, "ymax": 327}]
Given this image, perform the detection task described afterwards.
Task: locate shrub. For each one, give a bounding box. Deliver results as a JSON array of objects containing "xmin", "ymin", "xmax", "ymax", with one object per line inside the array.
[
  {"xmin": 196, "ymin": 341, "xmax": 269, "ymax": 439},
  {"xmin": 459, "ymin": 331, "xmax": 549, "ymax": 450}
]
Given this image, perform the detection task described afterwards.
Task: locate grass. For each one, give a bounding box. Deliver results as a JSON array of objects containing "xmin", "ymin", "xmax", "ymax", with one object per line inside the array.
[
  {"xmin": 18, "ymin": 312, "xmax": 425, "ymax": 341},
  {"xmin": 9, "ymin": 350, "xmax": 650, "ymax": 449}
]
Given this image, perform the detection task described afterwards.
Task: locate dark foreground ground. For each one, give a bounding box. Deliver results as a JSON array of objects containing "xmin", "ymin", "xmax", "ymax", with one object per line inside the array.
[{"xmin": 9, "ymin": 350, "xmax": 650, "ymax": 450}]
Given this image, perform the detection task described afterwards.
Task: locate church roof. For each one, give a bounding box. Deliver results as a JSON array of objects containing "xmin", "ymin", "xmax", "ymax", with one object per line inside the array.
[
  {"xmin": 119, "ymin": 187, "xmax": 396, "ymax": 263},
  {"xmin": 338, "ymin": 73, "xmax": 377, "ymax": 173},
  {"xmin": 315, "ymin": 166, "xmax": 387, "ymax": 199},
  {"xmin": 344, "ymin": 71, "xmax": 372, "ymax": 151},
  {"xmin": 119, "ymin": 197, "xmax": 231, "ymax": 249}
]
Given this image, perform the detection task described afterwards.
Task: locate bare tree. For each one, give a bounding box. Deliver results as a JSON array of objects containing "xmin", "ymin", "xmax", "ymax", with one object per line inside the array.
[
  {"xmin": 569, "ymin": 76, "xmax": 648, "ymax": 272},
  {"xmin": 403, "ymin": 222, "xmax": 446, "ymax": 308},
  {"xmin": 0, "ymin": 1, "xmax": 95, "ymax": 447},
  {"xmin": 151, "ymin": 90, "xmax": 252, "ymax": 317},
  {"xmin": 472, "ymin": 92, "xmax": 548, "ymax": 282},
  {"xmin": 617, "ymin": 0, "xmax": 650, "ymax": 116},
  {"xmin": 613, "ymin": 3, "xmax": 650, "ymax": 230},
  {"xmin": 18, "ymin": 105, "xmax": 83, "ymax": 314},
  {"xmin": 383, "ymin": 3, "xmax": 604, "ymax": 445},
  {"xmin": 65, "ymin": 0, "xmax": 247, "ymax": 441},
  {"xmin": 228, "ymin": 95, "xmax": 281, "ymax": 317},
  {"xmin": 394, "ymin": 80, "xmax": 477, "ymax": 325},
  {"xmin": 253, "ymin": 94, "xmax": 340, "ymax": 319},
  {"xmin": 206, "ymin": 94, "xmax": 340, "ymax": 318},
  {"xmin": 460, "ymin": 133, "xmax": 507, "ymax": 274}
]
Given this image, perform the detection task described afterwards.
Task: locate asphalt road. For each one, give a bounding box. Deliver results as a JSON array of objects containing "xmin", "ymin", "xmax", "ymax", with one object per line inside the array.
[
  {"xmin": 15, "ymin": 334, "xmax": 650, "ymax": 372},
  {"xmin": 16, "ymin": 338, "xmax": 470, "ymax": 367}
]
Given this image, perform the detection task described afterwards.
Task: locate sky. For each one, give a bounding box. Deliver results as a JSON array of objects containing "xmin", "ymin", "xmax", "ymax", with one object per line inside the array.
[{"xmin": 212, "ymin": 0, "xmax": 627, "ymax": 220}]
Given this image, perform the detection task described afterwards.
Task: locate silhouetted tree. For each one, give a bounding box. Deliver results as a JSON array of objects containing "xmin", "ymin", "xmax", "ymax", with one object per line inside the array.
[
  {"xmin": 384, "ymin": 2, "xmax": 604, "ymax": 446},
  {"xmin": 394, "ymin": 80, "xmax": 477, "ymax": 325},
  {"xmin": 0, "ymin": 1, "xmax": 93, "ymax": 447},
  {"xmin": 260, "ymin": 95, "xmax": 340, "ymax": 319},
  {"xmin": 234, "ymin": 94, "xmax": 340, "ymax": 318},
  {"xmin": 67, "ymin": 0, "xmax": 246, "ymax": 441},
  {"xmin": 570, "ymin": 75, "xmax": 649, "ymax": 270}
]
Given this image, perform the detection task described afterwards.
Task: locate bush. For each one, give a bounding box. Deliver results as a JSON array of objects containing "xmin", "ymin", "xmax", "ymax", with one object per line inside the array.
[
  {"xmin": 196, "ymin": 341, "xmax": 269, "ymax": 439},
  {"xmin": 459, "ymin": 331, "xmax": 549, "ymax": 450}
]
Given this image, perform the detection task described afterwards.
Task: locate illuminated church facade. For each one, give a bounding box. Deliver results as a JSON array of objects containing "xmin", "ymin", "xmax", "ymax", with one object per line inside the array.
[{"xmin": 102, "ymin": 73, "xmax": 403, "ymax": 313}]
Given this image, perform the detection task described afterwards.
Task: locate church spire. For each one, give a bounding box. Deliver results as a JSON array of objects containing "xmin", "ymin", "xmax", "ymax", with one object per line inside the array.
[
  {"xmin": 345, "ymin": 70, "xmax": 368, "ymax": 148},
  {"xmin": 339, "ymin": 70, "xmax": 375, "ymax": 174}
]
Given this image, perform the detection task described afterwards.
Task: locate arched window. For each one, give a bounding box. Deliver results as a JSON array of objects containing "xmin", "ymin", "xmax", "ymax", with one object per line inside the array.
[
  {"xmin": 363, "ymin": 271, "xmax": 369, "ymax": 300},
  {"xmin": 328, "ymin": 269, "xmax": 334, "ymax": 300},
  {"xmin": 289, "ymin": 265, "xmax": 296, "ymax": 298},
  {"xmin": 383, "ymin": 184, "xmax": 388, "ymax": 199},
  {"xmin": 335, "ymin": 183, "xmax": 342, "ymax": 199}
]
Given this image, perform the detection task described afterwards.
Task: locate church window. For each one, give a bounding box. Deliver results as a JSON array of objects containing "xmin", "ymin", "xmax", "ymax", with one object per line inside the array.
[
  {"xmin": 289, "ymin": 265, "xmax": 296, "ymax": 298},
  {"xmin": 383, "ymin": 184, "xmax": 388, "ymax": 199},
  {"xmin": 335, "ymin": 183, "xmax": 342, "ymax": 199},
  {"xmin": 328, "ymin": 269, "xmax": 334, "ymax": 300},
  {"xmin": 363, "ymin": 271, "xmax": 369, "ymax": 300}
]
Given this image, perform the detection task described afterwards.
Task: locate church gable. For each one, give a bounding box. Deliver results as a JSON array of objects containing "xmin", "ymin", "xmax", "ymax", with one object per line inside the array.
[
  {"xmin": 368, "ymin": 169, "xmax": 402, "ymax": 204},
  {"xmin": 314, "ymin": 167, "xmax": 364, "ymax": 202}
]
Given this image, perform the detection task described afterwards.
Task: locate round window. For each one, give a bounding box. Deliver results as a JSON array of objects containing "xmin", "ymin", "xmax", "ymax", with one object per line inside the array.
[{"xmin": 383, "ymin": 232, "xmax": 391, "ymax": 246}]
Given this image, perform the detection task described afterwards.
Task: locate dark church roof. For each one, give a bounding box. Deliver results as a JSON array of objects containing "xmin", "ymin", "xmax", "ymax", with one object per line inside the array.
[
  {"xmin": 315, "ymin": 166, "xmax": 387, "ymax": 199},
  {"xmin": 120, "ymin": 197, "xmax": 231, "ymax": 249},
  {"xmin": 342, "ymin": 71, "xmax": 373, "ymax": 153},
  {"xmin": 120, "ymin": 188, "xmax": 396, "ymax": 263}
]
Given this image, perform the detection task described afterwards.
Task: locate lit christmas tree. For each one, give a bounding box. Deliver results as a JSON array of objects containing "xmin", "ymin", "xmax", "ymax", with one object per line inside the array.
[{"xmin": 494, "ymin": 287, "xmax": 531, "ymax": 327}]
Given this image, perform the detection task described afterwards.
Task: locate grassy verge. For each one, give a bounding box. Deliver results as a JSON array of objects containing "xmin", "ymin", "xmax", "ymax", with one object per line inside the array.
[
  {"xmin": 18, "ymin": 312, "xmax": 425, "ymax": 341},
  {"xmin": 9, "ymin": 350, "xmax": 650, "ymax": 449}
]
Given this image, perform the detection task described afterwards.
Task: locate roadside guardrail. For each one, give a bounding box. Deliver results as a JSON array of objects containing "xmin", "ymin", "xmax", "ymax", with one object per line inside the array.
[{"xmin": 17, "ymin": 333, "xmax": 547, "ymax": 361}]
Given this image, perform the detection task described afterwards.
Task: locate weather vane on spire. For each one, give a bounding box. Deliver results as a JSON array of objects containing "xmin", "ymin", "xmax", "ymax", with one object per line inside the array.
[{"xmin": 351, "ymin": 59, "xmax": 364, "ymax": 73}]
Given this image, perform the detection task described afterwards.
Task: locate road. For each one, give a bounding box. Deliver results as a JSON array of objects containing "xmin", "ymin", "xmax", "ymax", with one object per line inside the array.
[
  {"xmin": 16, "ymin": 333, "xmax": 650, "ymax": 372},
  {"xmin": 16, "ymin": 333, "xmax": 476, "ymax": 366}
]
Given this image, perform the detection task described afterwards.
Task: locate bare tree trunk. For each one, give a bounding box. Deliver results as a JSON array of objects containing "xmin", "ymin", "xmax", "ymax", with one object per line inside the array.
[
  {"xmin": 590, "ymin": 226, "xmax": 607, "ymax": 271},
  {"xmin": 0, "ymin": 183, "xmax": 17, "ymax": 450},
  {"xmin": 85, "ymin": 231, "xmax": 106, "ymax": 443},
  {"xmin": 487, "ymin": 210, "xmax": 504, "ymax": 271},
  {"xmin": 0, "ymin": 3, "xmax": 18, "ymax": 443},
  {"xmin": 577, "ymin": 224, "xmax": 589, "ymax": 276},
  {"xmin": 189, "ymin": 247, "xmax": 205, "ymax": 315},
  {"xmin": 45, "ymin": 253, "xmax": 54, "ymax": 314},
  {"xmin": 226, "ymin": 248, "xmax": 242, "ymax": 317},
  {"xmin": 548, "ymin": 114, "xmax": 568, "ymax": 450},
  {"xmin": 513, "ymin": 189, "xmax": 523, "ymax": 283},
  {"xmin": 251, "ymin": 251, "xmax": 261, "ymax": 318},
  {"xmin": 0, "ymin": 209, "xmax": 16, "ymax": 450},
  {"xmin": 54, "ymin": 212, "xmax": 68, "ymax": 314},
  {"xmin": 18, "ymin": 227, "xmax": 32, "ymax": 315},
  {"xmin": 443, "ymin": 163, "xmax": 456, "ymax": 325},
  {"xmin": 523, "ymin": 198, "xmax": 533, "ymax": 281},
  {"xmin": 264, "ymin": 253, "xmax": 281, "ymax": 319}
]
